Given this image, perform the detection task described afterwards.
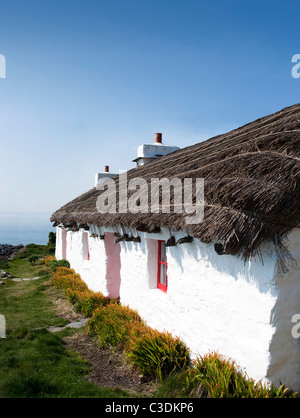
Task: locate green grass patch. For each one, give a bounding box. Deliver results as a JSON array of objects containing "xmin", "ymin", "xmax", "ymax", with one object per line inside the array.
[
  {"xmin": 0, "ymin": 244, "xmax": 134, "ymax": 398},
  {"xmin": 0, "ymin": 328, "xmax": 130, "ymax": 398},
  {"xmin": 0, "ymin": 244, "xmax": 52, "ymax": 279}
]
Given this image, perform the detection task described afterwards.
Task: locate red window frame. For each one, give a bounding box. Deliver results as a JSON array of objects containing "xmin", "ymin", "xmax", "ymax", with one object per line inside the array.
[{"xmin": 157, "ymin": 240, "xmax": 168, "ymax": 292}]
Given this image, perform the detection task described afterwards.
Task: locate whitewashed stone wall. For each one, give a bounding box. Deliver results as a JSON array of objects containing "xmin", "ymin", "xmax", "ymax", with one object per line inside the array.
[
  {"xmin": 56, "ymin": 225, "xmax": 107, "ymax": 293},
  {"xmin": 118, "ymin": 228, "xmax": 278, "ymax": 385},
  {"xmin": 55, "ymin": 225, "xmax": 300, "ymax": 392},
  {"xmin": 267, "ymin": 228, "xmax": 300, "ymax": 392}
]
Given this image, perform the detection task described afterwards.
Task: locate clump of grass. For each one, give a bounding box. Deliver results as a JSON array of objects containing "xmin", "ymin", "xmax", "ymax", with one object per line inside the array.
[
  {"xmin": 52, "ymin": 266, "xmax": 75, "ymax": 277},
  {"xmin": 67, "ymin": 290, "xmax": 115, "ymax": 317},
  {"xmin": 154, "ymin": 352, "xmax": 296, "ymax": 398},
  {"xmin": 52, "ymin": 273, "xmax": 88, "ymax": 293},
  {"xmin": 88, "ymin": 304, "xmax": 144, "ymax": 348},
  {"xmin": 126, "ymin": 328, "xmax": 191, "ymax": 382},
  {"xmin": 190, "ymin": 352, "xmax": 295, "ymax": 398},
  {"xmin": 51, "ymin": 267, "xmax": 116, "ymax": 317}
]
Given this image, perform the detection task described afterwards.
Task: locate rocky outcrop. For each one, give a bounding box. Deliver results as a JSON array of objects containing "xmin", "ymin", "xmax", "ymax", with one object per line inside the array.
[{"xmin": 0, "ymin": 244, "xmax": 24, "ymax": 259}]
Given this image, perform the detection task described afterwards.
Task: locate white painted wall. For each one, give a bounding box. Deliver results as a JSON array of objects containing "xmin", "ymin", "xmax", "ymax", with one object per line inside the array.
[
  {"xmin": 118, "ymin": 228, "xmax": 278, "ymax": 385},
  {"xmin": 55, "ymin": 224, "xmax": 300, "ymax": 392},
  {"xmin": 56, "ymin": 225, "xmax": 108, "ymax": 293},
  {"xmin": 267, "ymin": 228, "xmax": 300, "ymax": 392}
]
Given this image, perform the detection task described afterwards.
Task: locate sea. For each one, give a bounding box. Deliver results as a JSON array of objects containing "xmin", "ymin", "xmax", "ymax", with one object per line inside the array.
[{"xmin": 0, "ymin": 212, "xmax": 56, "ymax": 246}]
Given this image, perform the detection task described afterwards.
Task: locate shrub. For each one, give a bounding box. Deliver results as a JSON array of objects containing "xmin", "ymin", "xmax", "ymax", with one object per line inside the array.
[
  {"xmin": 88, "ymin": 304, "xmax": 144, "ymax": 348},
  {"xmin": 67, "ymin": 290, "xmax": 114, "ymax": 317},
  {"xmin": 47, "ymin": 232, "xmax": 56, "ymax": 255},
  {"xmin": 48, "ymin": 259, "xmax": 70, "ymax": 271},
  {"xmin": 28, "ymin": 255, "xmax": 39, "ymax": 265},
  {"xmin": 43, "ymin": 256, "xmax": 56, "ymax": 266},
  {"xmin": 48, "ymin": 232, "xmax": 56, "ymax": 245},
  {"xmin": 126, "ymin": 328, "xmax": 191, "ymax": 382}
]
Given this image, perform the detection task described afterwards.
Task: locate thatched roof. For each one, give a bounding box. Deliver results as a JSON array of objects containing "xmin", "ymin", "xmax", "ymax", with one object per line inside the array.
[{"xmin": 51, "ymin": 104, "xmax": 300, "ymax": 268}]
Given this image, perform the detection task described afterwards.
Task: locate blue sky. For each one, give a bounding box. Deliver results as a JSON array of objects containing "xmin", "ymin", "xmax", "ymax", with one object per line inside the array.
[{"xmin": 0, "ymin": 0, "xmax": 299, "ymax": 217}]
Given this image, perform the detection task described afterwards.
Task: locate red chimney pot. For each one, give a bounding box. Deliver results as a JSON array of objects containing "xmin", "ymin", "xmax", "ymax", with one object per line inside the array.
[
  {"xmin": 154, "ymin": 133, "xmax": 162, "ymax": 143},
  {"xmin": 104, "ymin": 165, "xmax": 109, "ymax": 173}
]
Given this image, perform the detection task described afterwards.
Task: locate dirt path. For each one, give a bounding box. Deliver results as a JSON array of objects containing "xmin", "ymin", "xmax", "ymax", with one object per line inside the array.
[
  {"xmin": 47, "ymin": 284, "xmax": 157, "ymax": 397},
  {"xmin": 64, "ymin": 331, "xmax": 156, "ymax": 397}
]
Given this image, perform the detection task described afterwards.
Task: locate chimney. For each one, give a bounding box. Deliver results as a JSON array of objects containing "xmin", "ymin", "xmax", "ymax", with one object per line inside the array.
[
  {"xmin": 94, "ymin": 165, "xmax": 117, "ymax": 188},
  {"xmin": 154, "ymin": 133, "xmax": 162, "ymax": 144},
  {"xmin": 132, "ymin": 133, "xmax": 180, "ymax": 167}
]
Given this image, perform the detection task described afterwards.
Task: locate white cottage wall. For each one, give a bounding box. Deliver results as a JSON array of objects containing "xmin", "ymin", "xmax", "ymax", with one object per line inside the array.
[
  {"xmin": 55, "ymin": 227, "xmax": 64, "ymax": 260},
  {"xmin": 55, "ymin": 224, "xmax": 298, "ymax": 388},
  {"xmin": 267, "ymin": 228, "xmax": 300, "ymax": 392},
  {"xmin": 118, "ymin": 228, "xmax": 278, "ymax": 384},
  {"xmin": 55, "ymin": 226, "xmax": 108, "ymax": 294}
]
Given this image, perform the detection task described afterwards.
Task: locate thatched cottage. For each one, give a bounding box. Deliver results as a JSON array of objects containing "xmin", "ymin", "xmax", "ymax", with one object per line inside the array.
[{"xmin": 51, "ymin": 104, "xmax": 300, "ymax": 392}]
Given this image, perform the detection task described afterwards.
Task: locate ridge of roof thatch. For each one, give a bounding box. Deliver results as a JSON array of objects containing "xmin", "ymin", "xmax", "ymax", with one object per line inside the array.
[{"xmin": 51, "ymin": 104, "xmax": 300, "ymax": 269}]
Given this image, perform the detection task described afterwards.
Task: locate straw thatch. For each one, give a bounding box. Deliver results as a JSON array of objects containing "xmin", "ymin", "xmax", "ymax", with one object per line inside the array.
[{"xmin": 51, "ymin": 104, "xmax": 300, "ymax": 269}]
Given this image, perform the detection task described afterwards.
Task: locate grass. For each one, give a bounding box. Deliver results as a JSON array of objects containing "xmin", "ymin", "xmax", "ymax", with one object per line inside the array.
[
  {"xmin": 0, "ymin": 245, "xmax": 134, "ymax": 398},
  {"xmin": 1, "ymin": 244, "xmax": 51, "ymax": 279},
  {"xmin": 154, "ymin": 352, "xmax": 296, "ymax": 398},
  {"xmin": 126, "ymin": 328, "xmax": 191, "ymax": 382}
]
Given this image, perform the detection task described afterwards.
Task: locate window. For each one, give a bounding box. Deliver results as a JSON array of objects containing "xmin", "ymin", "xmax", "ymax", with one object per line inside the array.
[
  {"xmin": 157, "ymin": 240, "xmax": 167, "ymax": 292},
  {"xmin": 82, "ymin": 231, "xmax": 90, "ymax": 260}
]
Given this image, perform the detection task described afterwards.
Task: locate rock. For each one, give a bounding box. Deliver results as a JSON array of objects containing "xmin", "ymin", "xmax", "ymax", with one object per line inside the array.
[
  {"xmin": 65, "ymin": 319, "xmax": 89, "ymax": 329},
  {"xmin": 47, "ymin": 326, "xmax": 64, "ymax": 333},
  {"xmin": 0, "ymin": 281, "xmax": 5, "ymax": 285},
  {"xmin": 47, "ymin": 319, "xmax": 89, "ymax": 333},
  {"xmin": 0, "ymin": 271, "xmax": 12, "ymax": 278},
  {"xmin": 0, "ymin": 244, "xmax": 24, "ymax": 259}
]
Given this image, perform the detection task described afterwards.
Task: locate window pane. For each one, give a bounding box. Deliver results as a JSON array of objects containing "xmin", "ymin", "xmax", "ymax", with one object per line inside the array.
[
  {"xmin": 158, "ymin": 241, "xmax": 167, "ymax": 291},
  {"xmin": 83, "ymin": 232, "xmax": 90, "ymax": 260},
  {"xmin": 160, "ymin": 263, "xmax": 166, "ymax": 285},
  {"xmin": 160, "ymin": 242, "xmax": 166, "ymax": 263}
]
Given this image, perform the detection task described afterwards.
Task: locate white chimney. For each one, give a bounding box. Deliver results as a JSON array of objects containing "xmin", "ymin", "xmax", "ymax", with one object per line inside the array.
[
  {"xmin": 94, "ymin": 165, "xmax": 118, "ymax": 188},
  {"xmin": 133, "ymin": 133, "xmax": 180, "ymax": 167}
]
